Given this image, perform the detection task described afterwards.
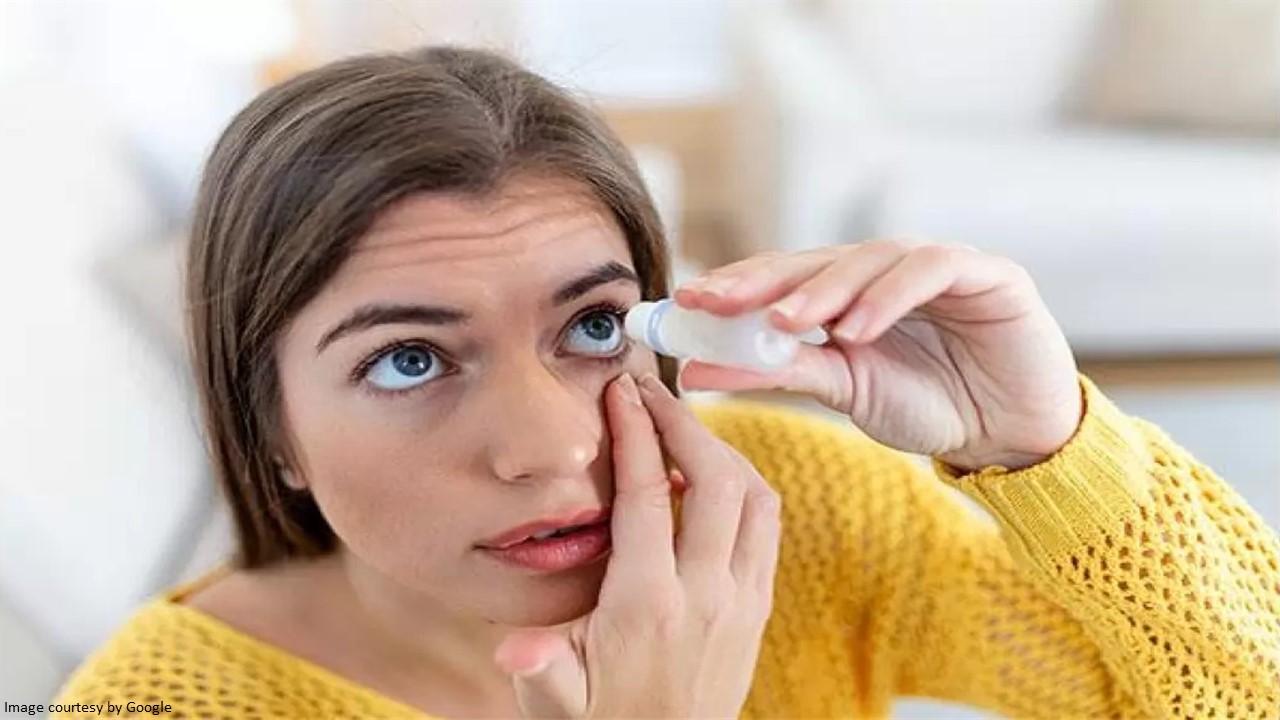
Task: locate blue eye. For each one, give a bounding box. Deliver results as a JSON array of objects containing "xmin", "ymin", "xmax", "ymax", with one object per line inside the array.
[
  {"xmin": 565, "ymin": 310, "xmax": 624, "ymax": 356},
  {"xmin": 365, "ymin": 345, "xmax": 444, "ymax": 391}
]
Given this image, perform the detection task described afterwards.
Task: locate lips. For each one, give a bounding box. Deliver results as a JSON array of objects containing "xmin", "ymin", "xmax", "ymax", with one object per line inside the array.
[{"xmin": 478, "ymin": 507, "xmax": 611, "ymax": 550}]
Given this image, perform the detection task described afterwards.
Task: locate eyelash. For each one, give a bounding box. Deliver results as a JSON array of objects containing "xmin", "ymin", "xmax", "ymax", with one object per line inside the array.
[{"xmin": 349, "ymin": 300, "xmax": 633, "ymax": 394}]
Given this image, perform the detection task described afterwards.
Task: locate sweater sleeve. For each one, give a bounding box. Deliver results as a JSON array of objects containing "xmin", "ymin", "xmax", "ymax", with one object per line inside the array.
[{"xmin": 882, "ymin": 376, "xmax": 1280, "ymax": 718}]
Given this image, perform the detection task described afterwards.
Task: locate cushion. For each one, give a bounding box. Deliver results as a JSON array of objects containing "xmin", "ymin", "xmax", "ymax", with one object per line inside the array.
[
  {"xmin": 1076, "ymin": 0, "xmax": 1280, "ymax": 135},
  {"xmin": 871, "ymin": 130, "xmax": 1280, "ymax": 354},
  {"xmin": 816, "ymin": 0, "xmax": 1106, "ymax": 127}
]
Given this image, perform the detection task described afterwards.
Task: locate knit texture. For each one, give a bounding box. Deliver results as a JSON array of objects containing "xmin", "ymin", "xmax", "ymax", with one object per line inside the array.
[{"xmin": 54, "ymin": 377, "xmax": 1280, "ymax": 719}]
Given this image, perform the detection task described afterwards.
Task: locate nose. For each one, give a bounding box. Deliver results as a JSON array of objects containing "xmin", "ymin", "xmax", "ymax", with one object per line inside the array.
[{"xmin": 484, "ymin": 361, "xmax": 603, "ymax": 484}]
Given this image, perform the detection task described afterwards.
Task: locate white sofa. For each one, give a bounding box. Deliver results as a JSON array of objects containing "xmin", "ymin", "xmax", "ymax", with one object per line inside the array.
[{"xmin": 730, "ymin": 0, "xmax": 1280, "ymax": 357}]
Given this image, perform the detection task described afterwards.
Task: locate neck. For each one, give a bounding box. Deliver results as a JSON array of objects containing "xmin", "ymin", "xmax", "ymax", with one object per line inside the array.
[{"xmin": 329, "ymin": 551, "xmax": 521, "ymax": 712}]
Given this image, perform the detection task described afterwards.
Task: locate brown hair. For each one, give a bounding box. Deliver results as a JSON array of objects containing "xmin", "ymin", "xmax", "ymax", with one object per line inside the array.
[{"xmin": 186, "ymin": 46, "xmax": 677, "ymax": 569}]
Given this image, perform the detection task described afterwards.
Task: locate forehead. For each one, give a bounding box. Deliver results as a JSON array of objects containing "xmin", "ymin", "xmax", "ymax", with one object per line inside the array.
[{"xmin": 338, "ymin": 175, "xmax": 631, "ymax": 286}]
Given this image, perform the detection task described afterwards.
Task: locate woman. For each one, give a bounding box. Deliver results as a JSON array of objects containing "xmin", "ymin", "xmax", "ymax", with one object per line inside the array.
[{"xmin": 55, "ymin": 47, "xmax": 1278, "ymax": 719}]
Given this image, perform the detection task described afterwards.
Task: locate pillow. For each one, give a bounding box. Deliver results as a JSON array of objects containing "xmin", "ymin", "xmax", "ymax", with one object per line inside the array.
[
  {"xmin": 815, "ymin": 0, "xmax": 1106, "ymax": 128},
  {"xmin": 1075, "ymin": 0, "xmax": 1280, "ymax": 135}
]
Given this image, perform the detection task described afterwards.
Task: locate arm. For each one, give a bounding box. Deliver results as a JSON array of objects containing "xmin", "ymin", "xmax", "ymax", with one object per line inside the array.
[
  {"xmin": 674, "ymin": 237, "xmax": 1278, "ymax": 717},
  {"xmin": 882, "ymin": 377, "xmax": 1280, "ymax": 717}
]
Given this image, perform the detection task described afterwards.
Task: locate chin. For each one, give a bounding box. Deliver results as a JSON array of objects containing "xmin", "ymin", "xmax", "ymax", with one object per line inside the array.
[{"xmin": 483, "ymin": 562, "xmax": 607, "ymax": 627}]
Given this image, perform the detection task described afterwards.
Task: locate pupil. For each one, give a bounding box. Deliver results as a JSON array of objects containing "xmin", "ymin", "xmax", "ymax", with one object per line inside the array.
[
  {"xmin": 585, "ymin": 315, "xmax": 615, "ymax": 341},
  {"xmin": 393, "ymin": 349, "xmax": 431, "ymax": 377}
]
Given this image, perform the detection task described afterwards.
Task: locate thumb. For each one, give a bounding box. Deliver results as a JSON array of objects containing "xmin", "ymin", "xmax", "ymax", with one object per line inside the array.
[
  {"xmin": 495, "ymin": 630, "xmax": 587, "ymax": 719},
  {"xmin": 678, "ymin": 344, "xmax": 851, "ymax": 411}
]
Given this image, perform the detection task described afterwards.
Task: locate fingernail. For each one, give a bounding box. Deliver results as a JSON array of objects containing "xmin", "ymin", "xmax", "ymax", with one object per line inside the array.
[
  {"xmin": 637, "ymin": 373, "xmax": 666, "ymax": 397},
  {"xmin": 834, "ymin": 309, "xmax": 867, "ymax": 343},
  {"xmin": 700, "ymin": 276, "xmax": 735, "ymax": 297},
  {"xmin": 680, "ymin": 277, "xmax": 712, "ymax": 297},
  {"xmin": 771, "ymin": 293, "xmax": 808, "ymax": 321},
  {"xmin": 616, "ymin": 373, "xmax": 641, "ymax": 405},
  {"xmin": 512, "ymin": 656, "xmax": 552, "ymax": 678}
]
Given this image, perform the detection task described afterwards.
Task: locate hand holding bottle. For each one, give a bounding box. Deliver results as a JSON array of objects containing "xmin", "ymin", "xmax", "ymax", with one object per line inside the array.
[{"xmin": 672, "ymin": 242, "xmax": 1083, "ymax": 471}]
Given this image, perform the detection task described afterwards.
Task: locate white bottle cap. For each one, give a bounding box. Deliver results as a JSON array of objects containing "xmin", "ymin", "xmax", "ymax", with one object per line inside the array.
[
  {"xmin": 753, "ymin": 330, "xmax": 800, "ymax": 369},
  {"xmin": 624, "ymin": 300, "xmax": 674, "ymax": 355}
]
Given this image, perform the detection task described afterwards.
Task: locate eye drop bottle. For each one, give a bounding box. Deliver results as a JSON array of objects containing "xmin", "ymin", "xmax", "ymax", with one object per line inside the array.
[{"xmin": 624, "ymin": 299, "xmax": 827, "ymax": 373}]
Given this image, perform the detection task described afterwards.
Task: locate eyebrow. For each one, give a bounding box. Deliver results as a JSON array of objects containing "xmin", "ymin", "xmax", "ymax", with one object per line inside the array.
[
  {"xmin": 316, "ymin": 305, "xmax": 469, "ymax": 353},
  {"xmin": 552, "ymin": 261, "xmax": 639, "ymax": 305},
  {"xmin": 316, "ymin": 261, "xmax": 640, "ymax": 353}
]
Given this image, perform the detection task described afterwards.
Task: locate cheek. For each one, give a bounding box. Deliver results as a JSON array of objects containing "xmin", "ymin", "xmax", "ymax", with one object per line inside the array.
[{"xmin": 291, "ymin": 412, "xmax": 470, "ymax": 573}]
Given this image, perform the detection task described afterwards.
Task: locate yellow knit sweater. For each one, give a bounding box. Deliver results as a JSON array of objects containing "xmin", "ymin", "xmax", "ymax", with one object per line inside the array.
[{"xmin": 54, "ymin": 377, "xmax": 1280, "ymax": 719}]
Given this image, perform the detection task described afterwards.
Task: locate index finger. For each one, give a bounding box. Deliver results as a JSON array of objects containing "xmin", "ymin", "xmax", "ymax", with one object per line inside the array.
[
  {"xmin": 604, "ymin": 373, "xmax": 676, "ymax": 583},
  {"xmin": 635, "ymin": 374, "xmax": 746, "ymax": 575}
]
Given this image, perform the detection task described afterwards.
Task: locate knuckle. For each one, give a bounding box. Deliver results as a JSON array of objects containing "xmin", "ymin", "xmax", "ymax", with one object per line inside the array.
[
  {"xmin": 747, "ymin": 589, "xmax": 778, "ymax": 627},
  {"xmin": 727, "ymin": 446, "xmax": 762, "ymax": 476},
  {"xmin": 596, "ymin": 612, "xmax": 633, "ymax": 654},
  {"xmin": 649, "ymin": 589, "xmax": 686, "ymax": 633},
  {"xmin": 1007, "ymin": 259, "xmax": 1035, "ymax": 285},
  {"xmin": 987, "ymin": 254, "xmax": 1036, "ymax": 289},
  {"xmin": 696, "ymin": 478, "xmax": 745, "ymax": 509},
  {"xmin": 619, "ymin": 483, "xmax": 674, "ymax": 512},
  {"xmin": 852, "ymin": 292, "xmax": 885, "ymax": 318},
  {"xmin": 641, "ymin": 486, "xmax": 675, "ymax": 512},
  {"xmin": 690, "ymin": 577, "xmax": 737, "ymax": 628},
  {"xmin": 808, "ymin": 246, "xmax": 842, "ymax": 261},
  {"xmin": 862, "ymin": 238, "xmax": 907, "ymax": 257},
  {"xmin": 751, "ymin": 487, "xmax": 784, "ymax": 521},
  {"xmin": 618, "ymin": 583, "xmax": 682, "ymax": 631},
  {"xmin": 914, "ymin": 243, "xmax": 960, "ymax": 265},
  {"xmin": 733, "ymin": 586, "xmax": 776, "ymax": 633},
  {"xmin": 723, "ymin": 457, "xmax": 751, "ymax": 487}
]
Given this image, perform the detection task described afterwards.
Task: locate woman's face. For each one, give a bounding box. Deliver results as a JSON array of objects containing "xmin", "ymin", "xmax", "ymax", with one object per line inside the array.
[{"xmin": 275, "ymin": 174, "xmax": 660, "ymax": 626}]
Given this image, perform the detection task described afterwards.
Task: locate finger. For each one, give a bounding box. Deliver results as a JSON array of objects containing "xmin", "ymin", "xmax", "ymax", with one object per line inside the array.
[
  {"xmin": 767, "ymin": 241, "xmax": 909, "ymax": 334},
  {"xmin": 678, "ymin": 251, "xmax": 783, "ymax": 293},
  {"xmin": 677, "ymin": 344, "xmax": 854, "ymax": 412},
  {"xmin": 729, "ymin": 456, "xmax": 782, "ymax": 594},
  {"xmin": 496, "ymin": 630, "xmax": 587, "ymax": 719},
  {"xmin": 668, "ymin": 467, "xmax": 688, "ymax": 493},
  {"xmin": 835, "ymin": 245, "xmax": 1017, "ymax": 343},
  {"xmin": 636, "ymin": 373, "xmax": 745, "ymax": 574},
  {"xmin": 680, "ymin": 250, "xmax": 836, "ymax": 316},
  {"xmin": 605, "ymin": 373, "xmax": 676, "ymax": 582},
  {"xmin": 673, "ymin": 254, "xmax": 771, "ymax": 305},
  {"xmin": 674, "ymin": 257, "xmax": 776, "ymax": 312}
]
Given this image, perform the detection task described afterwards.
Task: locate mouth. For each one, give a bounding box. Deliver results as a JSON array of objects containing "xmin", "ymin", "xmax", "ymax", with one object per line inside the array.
[
  {"xmin": 477, "ymin": 507, "xmax": 613, "ymax": 573},
  {"xmin": 479, "ymin": 507, "xmax": 612, "ymax": 551}
]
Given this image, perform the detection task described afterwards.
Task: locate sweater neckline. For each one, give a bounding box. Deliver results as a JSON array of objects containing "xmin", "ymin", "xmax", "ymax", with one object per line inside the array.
[{"xmin": 158, "ymin": 564, "xmax": 433, "ymax": 718}]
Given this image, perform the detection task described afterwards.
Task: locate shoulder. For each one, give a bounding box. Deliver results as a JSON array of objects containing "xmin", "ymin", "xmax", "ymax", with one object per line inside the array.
[
  {"xmin": 50, "ymin": 584, "xmax": 365, "ymax": 718},
  {"xmin": 52, "ymin": 599, "xmax": 230, "ymax": 714}
]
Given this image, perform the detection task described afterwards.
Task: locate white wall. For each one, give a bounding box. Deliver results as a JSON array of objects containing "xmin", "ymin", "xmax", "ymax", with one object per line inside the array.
[{"xmin": 299, "ymin": 0, "xmax": 736, "ymax": 103}]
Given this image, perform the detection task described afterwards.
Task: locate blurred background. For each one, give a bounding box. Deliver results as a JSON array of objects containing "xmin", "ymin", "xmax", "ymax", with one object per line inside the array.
[{"xmin": 1, "ymin": 1, "xmax": 1277, "ymax": 717}]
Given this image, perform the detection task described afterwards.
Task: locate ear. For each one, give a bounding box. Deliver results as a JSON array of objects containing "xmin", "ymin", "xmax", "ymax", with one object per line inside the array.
[{"xmin": 275, "ymin": 459, "xmax": 307, "ymax": 491}]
